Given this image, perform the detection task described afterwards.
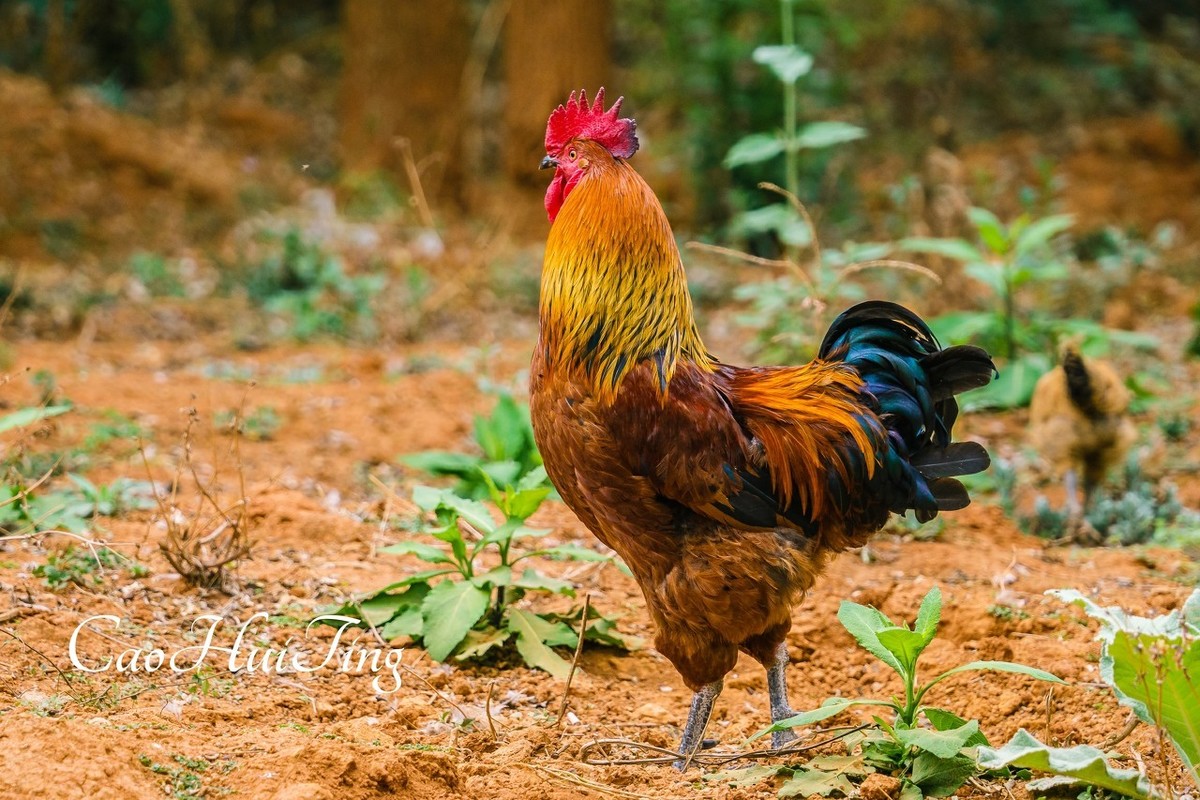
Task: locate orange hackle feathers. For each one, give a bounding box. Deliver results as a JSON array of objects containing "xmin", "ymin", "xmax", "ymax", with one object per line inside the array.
[
  {"xmin": 539, "ymin": 139, "xmax": 711, "ymax": 402},
  {"xmin": 545, "ymin": 88, "xmax": 638, "ymax": 160}
]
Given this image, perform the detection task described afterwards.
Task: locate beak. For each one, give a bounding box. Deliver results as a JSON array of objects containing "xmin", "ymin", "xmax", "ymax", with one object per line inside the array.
[{"xmin": 540, "ymin": 155, "xmax": 558, "ymax": 170}]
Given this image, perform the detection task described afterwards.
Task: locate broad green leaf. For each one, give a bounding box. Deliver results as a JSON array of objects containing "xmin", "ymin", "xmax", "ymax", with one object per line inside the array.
[
  {"xmin": 1108, "ymin": 628, "xmax": 1200, "ymax": 776},
  {"xmin": 928, "ymin": 311, "xmax": 1002, "ymax": 346},
  {"xmin": 704, "ymin": 764, "xmax": 788, "ymax": 788},
  {"xmin": 499, "ymin": 484, "xmax": 549, "ymax": 522},
  {"xmin": 1052, "ymin": 588, "xmax": 1200, "ymax": 778},
  {"xmin": 0, "ymin": 404, "xmax": 72, "ymax": 434},
  {"xmin": 967, "ymin": 207, "xmax": 1008, "ymax": 254},
  {"xmin": 379, "ymin": 540, "xmax": 452, "ymax": 564},
  {"xmin": 915, "ymin": 587, "xmax": 942, "ymax": 644},
  {"xmin": 419, "ymin": 579, "xmax": 490, "ymax": 662},
  {"xmin": 525, "ymin": 543, "xmax": 612, "ymax": 563},
  {"xmin": 517, "ymin": 466, "xmax": 550, "ymax": 492},
  {"xmin": 431, "ymin": 522, "xmax": 470, "ymax": 567},
  {"xmin": 379, "ymin": 607, "xmax": 424, "ymax": 640},
  {"xmin": 478, "ymin": 460, "xmax": 522, "ymax": 489},
  {"xmin": 838, "ymin": 601, "xmax": 904, "ymax": 675},
  {"xmin": 895, "ymin": 720, "xmax": 981, "ymax": 758},
  {"xmin": 471, "ymin": 565, "xmax": 512, "ymax": 587},
  {"xmin": 506, "ymin": 609, "xmax": 573, "ymax": 679},
  {"xmin": 923, "ymin": 708, "xmax": 989, "ymax": 746},
  {"xmin": 401, "ymin": 451, "xmax": 480, "ymax": 478},
  {"xmin": 374, "ymin": 569, "xmax": 455, "ymax": 593},
  {"xmin": 749, "ymin": 697, "xmax": 894, "ymax": 742},
  {"xmin": 436, "ymin": 492, "xmax": 497, "ymax": 534},
  {"xmin": 877, "ymin": 627, "xmax": 927, "ymax": 677},
  {"xmin": 927, "ymin": 660, "xmax": 1066, "ymax": 691},
  {"xmin": 898, "ymin": 237, "xmax": 984, "ymax": 263},
  {"xmin": 454, "ymin": 627, "xmax": 512, "ymax": 660},
  {"xmin": 792, "ymin": 121, "xmax": 867, "ymax": 150},
  {"xmin": 910, "ymin": 751, "xmax": 977, "ymax": 796},
  {"xmin": 963, "ymin": 262, "xmax": 1006, "ymax": 296},
  {"xmin": 725, "ymin": 133, "xmax": 786, "ymax": 168},
  {"xmin": 752, "ymin": 44, "xmax": 813, "ymax": 83},
  {"xmin": 779, "ymin": 768, "xmax": 854, "ymax": 798},
  {"xmin": 410, "ymin": 484, "xmax": 445, "ymax": 512},
  {"xmin": 513, "ymin": 568, "xmax": 576, "ymax": 597},
  {"xmin": 730, "ymin": 203, "xmax": 813, "ymax": 247},
  {"xmin": 1014, "ymin": 214, "xmax": 1074, "ymax": 258},
  {"xmin": 505, "ymin": 609, "xmax": 578, "ymax": 648},
  {"xmin": 899, "ymin": 781, "xmax": 923, "ymax": 800},
  {"xmin": 582, "ymin": 615, "xmax": 642, "ymax": 650},
  {"xmin": 317, "ymin": 582, "xmax": 430, "ymax": 627},
  {"xmin": 977, "ymin": 729, "xmax": 1154, "ymax": 799}
]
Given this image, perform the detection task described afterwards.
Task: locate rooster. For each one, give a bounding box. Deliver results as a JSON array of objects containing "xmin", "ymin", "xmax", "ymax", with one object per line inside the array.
[
  {"xmin": 530, "ymin": 90, "xmax": 996, "ymax": 765},
  {"xmin": 1029, "ymin": 341, "xmax": 1135, "ymax": 521}
]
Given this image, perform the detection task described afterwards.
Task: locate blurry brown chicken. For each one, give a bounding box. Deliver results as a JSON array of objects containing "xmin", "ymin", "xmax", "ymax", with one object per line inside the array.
[{"xmin": 1029, "ymin": 342, "xmax": 1135, "ymax": 518}]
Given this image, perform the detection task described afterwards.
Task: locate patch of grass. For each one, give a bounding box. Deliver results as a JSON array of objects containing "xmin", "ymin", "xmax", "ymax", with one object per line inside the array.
[
  {"xmin": 244, "ymin": 227, "xmax": 384, "ymax": 342},
  {"xmin": 32, "ymin": 545, "xmax": 148, "ymax": 589},
  {"xmin": 138, "ymin": 754, "xmax": 223, "ymax": 800}
]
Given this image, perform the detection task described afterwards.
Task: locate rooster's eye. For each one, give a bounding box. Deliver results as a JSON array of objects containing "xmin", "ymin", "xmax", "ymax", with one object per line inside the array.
[{"xmin": 568, "ymin": 148, "xmax": 578, "ymax": 161}]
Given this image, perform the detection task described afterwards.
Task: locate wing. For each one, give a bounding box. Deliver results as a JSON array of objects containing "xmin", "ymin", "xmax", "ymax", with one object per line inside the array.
[{"xmin": 605, "ymin": 359, "xmax": 881, "ymax": 539}]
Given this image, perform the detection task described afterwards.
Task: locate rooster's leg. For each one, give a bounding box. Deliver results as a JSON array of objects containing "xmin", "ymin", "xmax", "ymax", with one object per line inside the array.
[
  {"xmin": 767, "ymin": 643, "xmax": 798, "ymax": 748},
  {"xmin": 673, "ymin": 680, "xmax": 722, "ymax": 770},
  {"xmin": 1064, "ymin": 468, "xmax": 1081, "ymax": 516}
]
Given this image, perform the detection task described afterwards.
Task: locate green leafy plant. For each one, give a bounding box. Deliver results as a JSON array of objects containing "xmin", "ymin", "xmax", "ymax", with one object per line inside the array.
[
  {"xmin": 33, "ymin": 544, "xmax": 149, "ymax": 589},
  {"xmin": 402, "ymin": 393, "xmax": 547, "ymax": 499},
  {"xmin": 723, "ymin": 0, "xmax": 865, "ymax": 255},
  {"xmin": 244, "ymin": 228, "xmax": 384, "ymax": 342},
  {"xmin": 0, "ymin": 474, "xmax": 157, "ymax": 535},
  {"xmin": 982, "ymin": 589, "xmax": 1200, "ymax": 797},
  {"xmin": 902, "ymin": 209, "xmax": 1155, "ymax": 409},
  {"xmin": 978, "ymin": 730, "xmax": 1156, "ymax": 799},
  {"xmin": 743, "ymin": 587, "xmax": 1063, "ymax": 799},
  {"xmin": 326, "ymin": 473, "xmax": 635, "ymax": 677}
]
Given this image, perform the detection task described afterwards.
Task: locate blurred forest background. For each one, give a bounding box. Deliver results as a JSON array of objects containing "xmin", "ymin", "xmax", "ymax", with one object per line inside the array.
[{"xmin": 1, "ymin": 0, "xmax": 1199, "ymax": 363}]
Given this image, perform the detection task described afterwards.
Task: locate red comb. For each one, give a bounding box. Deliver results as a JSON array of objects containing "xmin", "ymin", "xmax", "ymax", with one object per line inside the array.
[{"xmin": 544, "ymin": 88, "xmax": 639, "ymax": 159}]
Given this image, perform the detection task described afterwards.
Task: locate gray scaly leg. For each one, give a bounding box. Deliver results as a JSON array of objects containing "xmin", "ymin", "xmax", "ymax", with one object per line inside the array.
[
  {"xmin": 674, "ymin": 680, "xmax": 722, "ymax": 770},
  {"xmin": 767, "ymin": 643, "xmax": 798, "ymax": 748}
]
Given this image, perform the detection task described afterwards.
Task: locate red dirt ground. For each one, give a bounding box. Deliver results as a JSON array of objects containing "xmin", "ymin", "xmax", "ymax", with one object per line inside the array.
[{"xmin": 1, "ymin": 335, "xmax": 1195, "ymax": 800}]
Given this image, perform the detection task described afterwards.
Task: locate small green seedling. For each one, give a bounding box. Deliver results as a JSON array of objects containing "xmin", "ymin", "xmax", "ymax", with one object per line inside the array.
[
  {"xmin": 325, "ymin": 468, "xmax": 635, "ymax": 677},
  {"xmin": 743, "ymin": 587, "xmax": 1063, "ymax": 799}
]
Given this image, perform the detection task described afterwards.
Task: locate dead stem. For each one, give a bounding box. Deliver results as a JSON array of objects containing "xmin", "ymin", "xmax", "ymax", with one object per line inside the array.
[
  {"xmin": 520, "ymin": 763, "xmax": 653, "ymax": 800},
  {"xmin": 554, "ymin": 593, "xmax": 590, "ymax": 727}
]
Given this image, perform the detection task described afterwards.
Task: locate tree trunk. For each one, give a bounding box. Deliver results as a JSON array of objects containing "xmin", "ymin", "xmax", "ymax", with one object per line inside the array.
[
  {"xmin": 339, "ymin": 0, "xmax": 470, "ymax": 207},
  {"xmin": 503, "ymin": 0, "xmax": 612, "ymax": 186}
]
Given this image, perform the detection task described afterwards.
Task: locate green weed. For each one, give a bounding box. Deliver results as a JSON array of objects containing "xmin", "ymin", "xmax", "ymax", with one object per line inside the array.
[
  {"xmin": 902, "ymin": 209, "xmax": 1156, "ymax": 409},
  {"xmin": 402, "ymin": 393, "xmax": 548, "ymax": 500},
  {"xmin": 730, "ymin": 587, "xmax": 1061, "ymax": 799},
  {"xmin": 324, "ymin": 471, "xmax": 635, "ymax": 676}
]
